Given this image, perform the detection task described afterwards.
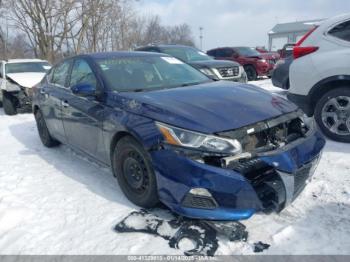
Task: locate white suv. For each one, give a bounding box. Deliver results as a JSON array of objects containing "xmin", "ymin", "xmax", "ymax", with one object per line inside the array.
[
  {"xmin": 0, "ymin": 59, "xmax": 51, "ymax": 115},
  {"xmin": 289, "ymin": 13, "xmax": 350, "ymax": 142}
]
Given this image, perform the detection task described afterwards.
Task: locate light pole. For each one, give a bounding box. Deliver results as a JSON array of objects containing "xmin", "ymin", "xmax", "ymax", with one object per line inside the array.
[{"xmin": 199, "ymin": 27, "xmax": 203, "ymax": 50}]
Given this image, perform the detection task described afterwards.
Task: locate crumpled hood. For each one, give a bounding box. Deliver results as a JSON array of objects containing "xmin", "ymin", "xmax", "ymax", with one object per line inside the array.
[
  {"xmin": 6, "ymin": 72, "xmax": 46, "ymax": 88},
  {"xmin": 112, "ymin": 81, "xmax": 298, "ymax": 134}
]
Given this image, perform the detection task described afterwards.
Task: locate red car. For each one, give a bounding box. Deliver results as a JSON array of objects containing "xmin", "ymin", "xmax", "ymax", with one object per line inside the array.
[{"xmin": 207, "ymin": 47, "xmax": 279, "ymax": 81}]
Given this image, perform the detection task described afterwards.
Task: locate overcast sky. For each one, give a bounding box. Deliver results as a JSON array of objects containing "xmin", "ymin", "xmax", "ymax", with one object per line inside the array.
[{"xmin": 136, "ymin": 0, "xmax": 350, "ymax": 50}]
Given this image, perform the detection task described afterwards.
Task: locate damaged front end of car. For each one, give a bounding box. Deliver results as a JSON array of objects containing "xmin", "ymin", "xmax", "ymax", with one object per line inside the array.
[
  {"xmin": 151, "ymin": 109, "xmax": 325, "ymax": 220},
  {"xmin": 4, "ymin": 76, "xmax": 34, "ymax": 113}
]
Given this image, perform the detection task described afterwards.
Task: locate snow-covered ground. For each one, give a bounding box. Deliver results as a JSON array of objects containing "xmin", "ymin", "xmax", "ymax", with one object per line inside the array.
[{"xmin": 0, "ymin": 79, "xmax": 349, "ymax": 255}]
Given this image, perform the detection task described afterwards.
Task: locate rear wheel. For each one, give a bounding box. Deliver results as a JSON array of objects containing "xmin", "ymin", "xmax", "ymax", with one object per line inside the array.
[
  {"xmin": 34, "ymin": 109, "xmax": 60, "ymax": 147},
  {"xmin": 3, "ymin": 93, "xmax": 17, "ymax": 115},
  {"xmin": 113, "ymin": 136, "xmax": 159, "ymax": 208},
  {"xmin": 244, "ymin": 65, "xmax": 257, "ymax": 81},
  {"xmin": 315, "ymin": 87, "xmax": 350, "ymax": 143}
]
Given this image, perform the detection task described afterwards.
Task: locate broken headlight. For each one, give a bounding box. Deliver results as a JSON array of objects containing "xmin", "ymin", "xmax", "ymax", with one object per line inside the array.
[{"xmin": 156, "ymin": 122, "xmax": 242, "ymax": 155}]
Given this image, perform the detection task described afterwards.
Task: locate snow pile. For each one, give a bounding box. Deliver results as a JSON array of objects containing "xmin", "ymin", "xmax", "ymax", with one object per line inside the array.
[{"xmin": 0, "ymin": 79, "xmax": 349, "ymax": 255}]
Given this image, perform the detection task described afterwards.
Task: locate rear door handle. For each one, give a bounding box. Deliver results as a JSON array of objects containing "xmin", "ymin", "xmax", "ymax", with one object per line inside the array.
[{"xmin": 62, "ymin": 100, "xmax": 69, "ymax": 108}]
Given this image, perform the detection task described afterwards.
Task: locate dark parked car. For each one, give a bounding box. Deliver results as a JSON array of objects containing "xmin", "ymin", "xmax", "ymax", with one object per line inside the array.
[
  {"xmin": 33, "ymin": 52, "xmax": 325, "ymax": 220},
  {"xmin": 207, "ymin": 47, "xmax": 278, "ymax": 81},
  {"xmin": 272, "ymin": 44, "xmax": 295, "ymax": 89},
  {"xmin": 135, "ymin": 44, "xmax": 247, "ymax": 83}
]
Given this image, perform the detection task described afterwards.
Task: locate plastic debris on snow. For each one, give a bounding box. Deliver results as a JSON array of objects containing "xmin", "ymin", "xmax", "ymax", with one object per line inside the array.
[{"xmin": 114, "ymin": 209, "xmax": 268, "ymax": 256}]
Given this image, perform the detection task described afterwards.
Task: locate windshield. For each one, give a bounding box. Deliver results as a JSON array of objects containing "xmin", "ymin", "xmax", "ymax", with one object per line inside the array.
[
  {"xmin": 234, "ymin": 47, "xmax": 261, "ymax": 57},
  {"xmin": 5, "ymin": 62, "xmax": 51, "ymax": 74},
  {"xmin": 160, "ymin": 47, "xmax": 212, "ymax": 63},
  {"xmin": 96, "ymin": 56, "xmax": 211, "ymax": 92}
]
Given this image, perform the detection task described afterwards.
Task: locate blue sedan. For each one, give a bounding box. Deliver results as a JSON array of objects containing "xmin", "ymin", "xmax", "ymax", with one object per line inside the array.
[{"xmin": 32, "ymin": 52, "xmax": 325, "ymax": 220}]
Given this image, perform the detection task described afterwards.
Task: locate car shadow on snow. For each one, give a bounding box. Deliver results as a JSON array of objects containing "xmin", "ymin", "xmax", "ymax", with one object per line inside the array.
[
  {"xmin": 323, "ymin": 139, "xmax": 350, "ymax": 154},
  {"xmin": 8, "ymin": 119, "xmax": 134, "ymax": 209},
  {"xmin": 262, "ymin": 201, "xmax": 350, "ymax": 254}
]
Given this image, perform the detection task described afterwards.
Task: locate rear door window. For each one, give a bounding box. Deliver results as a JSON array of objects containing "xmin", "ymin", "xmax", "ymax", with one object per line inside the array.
[{"xmin": 329, "ymin": 20, "xmax": 350, "ymax": 42}]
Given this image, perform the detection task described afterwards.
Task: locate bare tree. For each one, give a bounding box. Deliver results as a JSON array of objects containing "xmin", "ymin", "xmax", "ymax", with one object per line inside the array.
[
  {"xmin": 132, "ymin": 15, "xmax": 195, "ymax": 47},
  {"xmin": 8, "ymin": 0, "xmax": 81, "ymax": 62},
  {"xmin": 4, "ymin": 0, "xmax": 195, "ymax": 60}
]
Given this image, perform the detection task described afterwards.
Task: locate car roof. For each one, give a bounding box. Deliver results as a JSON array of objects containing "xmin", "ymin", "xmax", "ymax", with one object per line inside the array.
[
  {"xmin": 137, "ymin": 44, "xmax": 197, "ymax": 49},
  {"xmin": 81, "ymin": 51, "xmax": 169, "ymax": 59},
  {"xmin": 5, "ymin": 59, "xmax": 48, "ymax": 64},
  {"xmin": 209, "ymin": 46, "xmax": 252, "ymax": 50}
]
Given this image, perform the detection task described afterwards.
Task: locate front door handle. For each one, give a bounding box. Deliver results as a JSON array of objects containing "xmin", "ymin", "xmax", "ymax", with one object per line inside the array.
[{"xmin": 62, "ymin": 100, "xmax": 69, "ymax": 108}]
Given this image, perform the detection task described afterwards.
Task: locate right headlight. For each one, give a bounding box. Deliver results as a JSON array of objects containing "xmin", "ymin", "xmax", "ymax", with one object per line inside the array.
[
  {"xmin": 156, "ymin": 122, "xmax": 242, "ymax": 155},
  {"xmin": 199, "ymin": 68, "xmax": 216, "ymax": 77}
]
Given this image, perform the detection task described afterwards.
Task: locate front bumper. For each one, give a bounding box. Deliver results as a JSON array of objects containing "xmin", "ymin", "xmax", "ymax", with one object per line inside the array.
[{"xmin": 151, "ymin": 129, "xmax": 325, "ymax": 221}]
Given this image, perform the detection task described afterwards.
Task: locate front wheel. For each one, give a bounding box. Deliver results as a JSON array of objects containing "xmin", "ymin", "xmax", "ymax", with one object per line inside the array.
[
  {"xmin": 244, "ymin": 65, "xmax": 257, "ymax": 81},
  {"xmin": 314, "ymin": 87, "xmax": 350, "ymax": 143},
  {"xmin": 34, "ymin": 109, "xmax": 60, "ymax": 147},
  {"xmin": 3, "ymin": 93, "xmax": 17, "ymax": 115},
  {"xmin": 113, "ymin": 136, "xmax": 159, "ymax": 208}
]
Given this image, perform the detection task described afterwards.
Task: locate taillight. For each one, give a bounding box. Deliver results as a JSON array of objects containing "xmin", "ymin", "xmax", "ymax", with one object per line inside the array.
[
  {"xmin": 293, "ymin": 26, "xmax": 319, "ymax": 59},
  {"xmin": 293, "ymin": 46, "xmax": 319, "ymax": 59}
]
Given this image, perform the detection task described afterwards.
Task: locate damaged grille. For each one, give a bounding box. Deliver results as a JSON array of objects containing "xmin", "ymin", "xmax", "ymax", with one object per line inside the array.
[
  {"xmin": 217, "ymin": 66, "xmax": 239, "ymax": 78},
  {"xmin": 217, "ymin": 111, "xmax": 308, "ymax": 153},
  {"xmin": 229, "ymin": 158, "xmax": 286, "ymax": 213}
]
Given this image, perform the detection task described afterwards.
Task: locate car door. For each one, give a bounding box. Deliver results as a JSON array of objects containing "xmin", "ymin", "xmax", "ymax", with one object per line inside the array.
[
  {"xmin": 62, "ymin": 58, "xmax": 106, "ymax": 161},
  {"xmin": 40, "ymin": 60, "xmax": 73, "ymax": 143}
]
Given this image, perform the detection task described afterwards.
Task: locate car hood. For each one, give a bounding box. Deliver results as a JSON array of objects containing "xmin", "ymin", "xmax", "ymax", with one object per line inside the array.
[
  {"xmin": 113, "ymin": 81, "xmax": 298, "ymax": 134},
  {"xmin": 6, "ymin": 72, "xmax": 46, "ymax": 88},
  {"xmin": 189, "ymin": 59, "xmax": 240, "ymax": 69}
]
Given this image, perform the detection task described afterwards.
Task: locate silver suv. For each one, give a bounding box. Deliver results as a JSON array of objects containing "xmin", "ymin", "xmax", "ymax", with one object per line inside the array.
[
  {"xmin": 135, "ymin": 44, "xmax": 248, "ymax": 83},
  {"xmin": 288, "ymin": 13, "xmax": 350, "ymax": 142}
]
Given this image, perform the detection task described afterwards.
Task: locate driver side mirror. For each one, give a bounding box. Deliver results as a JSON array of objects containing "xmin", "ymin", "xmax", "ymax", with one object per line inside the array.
[{"xmin": 71, "ymin": 83, "xmax": 96, "ymax": 97}]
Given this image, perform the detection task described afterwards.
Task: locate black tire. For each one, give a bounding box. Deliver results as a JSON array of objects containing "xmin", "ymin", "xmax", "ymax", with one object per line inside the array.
[
  {"xmin": 113, "ymin": 136, "xmax": 159, "ymax": 208},
  {"xmin": 3, "ymin": 93, "xmax": 17, "ymax": 115},
  {"xmin": 34, "ymin": 109, "xmax": 60, "ymax": 147},
  {"xmin": 244, "ymin": 65, "xmax": 257, "ymax": 81},
  {"xmin": 314, "ymin": 87, "xmax": 350, "ymax": 143}
]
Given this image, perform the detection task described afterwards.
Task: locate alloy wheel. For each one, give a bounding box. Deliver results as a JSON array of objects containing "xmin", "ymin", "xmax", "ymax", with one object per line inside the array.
[{"xmin": 321, "ymin": 96, "xmax": 350, "ymax": 136}]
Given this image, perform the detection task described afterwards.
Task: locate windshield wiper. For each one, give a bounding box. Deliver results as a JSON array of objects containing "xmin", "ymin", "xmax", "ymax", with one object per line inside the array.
[{"xmin": 180, "ymin": 81, "xmax": 204, "ymax": 87}]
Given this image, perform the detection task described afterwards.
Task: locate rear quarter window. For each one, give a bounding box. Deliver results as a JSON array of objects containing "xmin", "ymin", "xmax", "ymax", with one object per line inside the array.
[{"xmin": 328, "ymin": 20, "xmax": 350, "ymax": 42}]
